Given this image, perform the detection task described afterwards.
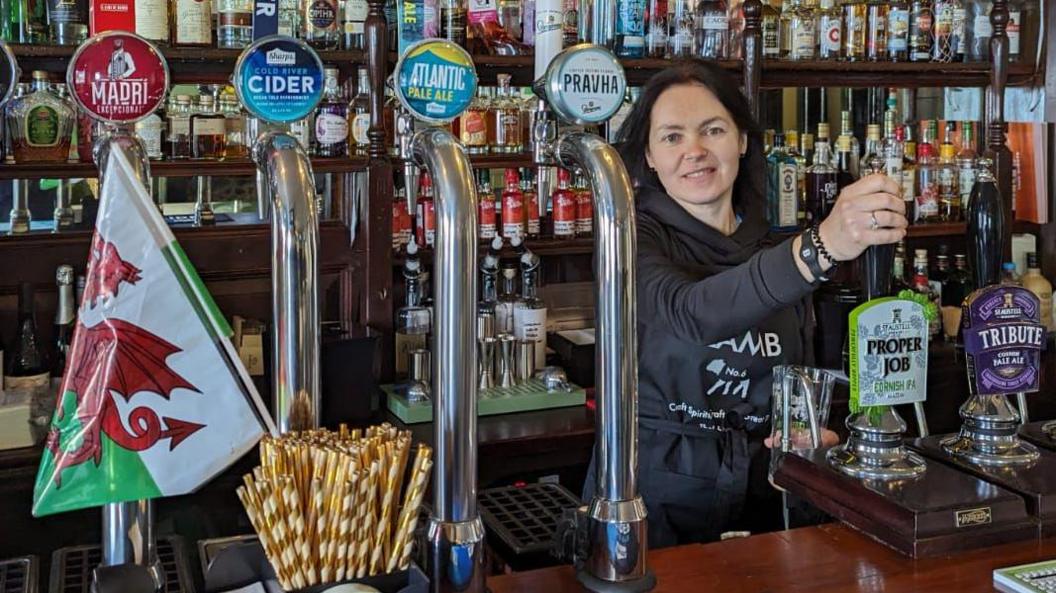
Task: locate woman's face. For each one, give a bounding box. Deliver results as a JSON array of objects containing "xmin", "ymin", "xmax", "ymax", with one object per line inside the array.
[{"xmin": 645, "ymin": 83, "xmax": 747, "ymax": 210}]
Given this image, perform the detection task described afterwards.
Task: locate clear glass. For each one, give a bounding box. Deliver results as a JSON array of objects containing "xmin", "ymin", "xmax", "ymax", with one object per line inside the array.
[
  {"xmin": 440, "ymin": 0, "xmax": 468, "ymax": 46},
  {"xmin": 817, "ymin": 0, "xmax": 841, "ymax": 60},
  {"xmin": 865, "ymin": 0, "xmax": 887, "ymax": 60},
  {"xmin": 769, "ymin": 365, "xmax": 834, "ymax": 487},
  {"xmin": 788, "ymin": 0, "xmax": 816, "ymax": 60},
  {"xmin": 167, "ymin": 95, "xmax": 193, "ymax": 160},
  {"xmin": 646, "ymin": 0, "xmax": 669, "ymax": 57},
  {"xmin": 767, "ymin": 134, "xmax": 799, "ymax": 231},
  {"xmin": 885, "ymin": 0, "xmax": 909, "ymax": 60},
  {"xmin": 761, "ymin": 0, "xmax": 780, "ymax": 57},
  {"xmin": 616, "ymin": 0, "xmax": 646, "ymax": 57},
  {"xmin": 47, "ymin": 0, "xmax": 87, "ymax": 45},
  {"xmin": 217, "ymin": 0, "xmax": 253, "ymax": 48},
  {"xmin": 350, "ymin": 68, "xmax": 371, "ymax": 156},
  {"xmin": 842, "ymin": 0, "xmax": 867, "ymax": 61},
  {"xmin": 694, "ymin": 0, "xmax": 729, "ymax": 59},
  {"xmin": 312, "ymin": 68, "xmax": 349, "ymax": 157},
  {"xmin": 499, "ymin": 0, "xmax": 522, "ymax": 40},
  {"xmin": 964, "ymin": 0, "xmax": 991, "ymax": 62},
  {"xmin": 221, "ymin": 96, "xmax": 248, "ymax": 159},
  {"xmin": 667, "ymin": 0, "xmax": 694, "ymax": 56},
  {"xmin": 6, "ymin": 73, "xmax": 75, "ymax": 163},
  {"xmin": 280, "ymin": 0, "xmax": 301, "ymax": 36},
  {"xmin": 191, "ymin": 95, "xmax": 227, "ymax": 160},
  {"xmin": 342, "ymin": 0, "xmax": 366, "ymax": 47},
  {"xmin": 932, "ymin": 0, "xmax": 963, "ymax": 62}
]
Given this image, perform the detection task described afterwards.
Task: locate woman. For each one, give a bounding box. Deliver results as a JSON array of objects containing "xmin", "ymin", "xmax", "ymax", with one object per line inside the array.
[{"xmin": 589, "ymin": 60, "xmax": 907, "ymax": 547}]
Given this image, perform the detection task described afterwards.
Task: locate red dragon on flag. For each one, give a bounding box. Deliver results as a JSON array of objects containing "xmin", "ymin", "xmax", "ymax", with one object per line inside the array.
[{"xmin": 44, "ymin": 235, "xmax": 205, "ymax": 486}]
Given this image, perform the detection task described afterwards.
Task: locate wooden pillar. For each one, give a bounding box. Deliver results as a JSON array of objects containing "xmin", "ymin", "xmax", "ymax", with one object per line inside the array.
[
  {"xmin": 742, "ymin": 0, "xmax": 763, "ymax": 123},
  {"xmin": 984, "ymin": 0, "xmax": 1013, "ymax": 262}
]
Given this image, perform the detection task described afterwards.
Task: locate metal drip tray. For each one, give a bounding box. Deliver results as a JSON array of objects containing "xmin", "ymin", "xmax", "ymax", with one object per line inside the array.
[
  {"xmin": 479, "ymin": 483, "xmax": 580, "ymax": 560},
  {"xmin": 49, "ymin": 537, "xmax": 194, "ymax": 593},
  {"xmin": 0, "ymin": 557, "xmax": 38, "ymax": 593}
]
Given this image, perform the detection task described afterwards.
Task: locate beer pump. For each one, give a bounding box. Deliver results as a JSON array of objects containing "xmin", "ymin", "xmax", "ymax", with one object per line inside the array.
[
  {"xmin": 529, "ymin": 7, "xmax": 654, "ymax": 588},
  {"xmin": 65, "ymin": 31, "xmax": 172, "ymax": 591},
  {"xmin": 233, "ymin": 36, "xmax": 325, "ymax": 433},
  {"xmin": 391, "ymin": 40, "xmax": 486, "ymax": 593},
  {"xmin": 774, "ymin": 160, "xmax": 1037, "ymax": 556},
  {"xmin": 910, "ymin": 159, "xmax": 1056, "ymax": 536}
]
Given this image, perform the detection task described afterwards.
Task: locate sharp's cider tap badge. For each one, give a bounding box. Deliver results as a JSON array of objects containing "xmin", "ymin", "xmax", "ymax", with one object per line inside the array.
[
  {"xmin": 962, "ymin": 286, "xmax": 1045, "ymax": 396},
  {"xmin": 849, "ymin": 297, "xmax": 930, "ymax": 411}
]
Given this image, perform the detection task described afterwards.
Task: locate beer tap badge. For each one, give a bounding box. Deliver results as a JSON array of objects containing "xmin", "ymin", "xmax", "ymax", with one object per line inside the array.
[
  {"xmin": 234, "ymin": 36, "xmax": 324, "ymax": 124},
  {"xmin": 848, "ymin": 297, "xmax": 929, "ymax": 409},
  {"xmin": 541, "ymin": 45, "xmax": 627, "ymax": 125},
  {"xmin": 393, "ymin": 39, "xmax": 477, "ymax": 124},
  {"xmin": 962, "ymin": 286, "xmax": 1045, "ymax": 396},
  {"xmin": 66, "ymin": 32, "xmax": 168, "ymax": 124}
]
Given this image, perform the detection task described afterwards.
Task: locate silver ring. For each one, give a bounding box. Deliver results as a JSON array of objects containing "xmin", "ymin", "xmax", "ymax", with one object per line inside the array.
[{"xmin": 869, "ymin": 212, "xmax": 879, "ymax": 230}]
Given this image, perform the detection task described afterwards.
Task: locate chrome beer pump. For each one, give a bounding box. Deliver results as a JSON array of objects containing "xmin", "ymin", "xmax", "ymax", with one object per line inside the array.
[
  {"xmin": 233, "ymin": 36, "xmax": 325, "ymax": 433},
  {"xmin": 65, "ymin": 32, "xmax": 171, "ymax": 592},
  {"xmin": 391, "ymin": 40, "xmax": 486, "ymax": 593},
  {"xmin": 530, "ymin": 5, "xmax": 654, "ymax": 589}
]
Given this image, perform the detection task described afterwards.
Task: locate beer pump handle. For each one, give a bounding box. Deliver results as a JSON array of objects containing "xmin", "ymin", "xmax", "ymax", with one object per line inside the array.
[
  {"xmin": 965, "ymin": 158, "xmax": 1006, "ymax": 289},
  {"xmin": 913, "ymin": 402, "xmax": 929, "ymax": 437}
]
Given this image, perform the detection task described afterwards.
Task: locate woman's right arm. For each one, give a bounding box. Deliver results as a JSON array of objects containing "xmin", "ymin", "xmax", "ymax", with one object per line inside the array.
[{"xmin": 638, "ymin": 219, "xmax": 817, "ymax": 346}]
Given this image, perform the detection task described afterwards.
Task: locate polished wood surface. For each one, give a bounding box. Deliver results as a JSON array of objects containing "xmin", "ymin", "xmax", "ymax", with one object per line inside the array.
[
  {"xmin": 1021, "ymin": 421, "xmax": 1056, "ymax": 451},
  {"xmin": 775, "ymin": 447, "xmax": 1037, "ymax": 557},
  {"xmin": 488, "ymin": 524, "xmax": 1056, "ymax": 593}
]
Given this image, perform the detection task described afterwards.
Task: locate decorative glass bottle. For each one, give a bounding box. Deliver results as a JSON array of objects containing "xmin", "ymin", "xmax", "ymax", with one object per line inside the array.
[{"xmin": 6, "ymin": 71, "xmax": 75, "ymax": 163}]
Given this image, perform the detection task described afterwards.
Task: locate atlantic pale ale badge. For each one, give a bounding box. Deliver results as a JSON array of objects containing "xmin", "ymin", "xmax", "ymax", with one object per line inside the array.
[
  {"xmin": 393, "ymin": 39, "xmax": 477, "ymax": 124},
  {"xmin": 962, "ymin": 285, "xmax": 1045, "ymax": 396},
  {"xmin": 848, "ymin": 297, "xmax": 929, "ymax": 409},
  {"xmin": 66, "ymin": 32, "xmax": 169, "ymax": 124},
  {"xmin": 234, "ymin": 36, "xmax": 325, "ymax": 124}
]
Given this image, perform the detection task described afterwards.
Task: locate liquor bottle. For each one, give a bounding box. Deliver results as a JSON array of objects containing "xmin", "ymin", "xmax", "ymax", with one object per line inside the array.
[
  {"xmin": 52, "ymin": 265, "xmax": 75, "ymax": 380},
  {"xmin": 799, "ymin": 131, "xmax": 815, "ymax": 169},
  {"xmin": 694, "ymin": 0, "xmax": 728, "ymax": 59},
  {"xmin": 911, "ymin": 249, "xmax": 941, "ymax": 337},
  {"xmin": 313, "ymin": 67, "xmax": 349, "ymax": 157},
  {"xmin": 498, "ymin": 0, "xmax": 522, "ymax": 40},
  {"xmin": 885, "ymin": 0, "xmax": 908, "ymax": 60},
  {"xmin": 835, "ymin": 132, "xmax": 857, "ymax": 191},
  {"xmin": 788, "ymin": 130, "xmax": 807, "ymax": 219},
  {"xmin": 522, "ymin": 168, "xmax": 540, "ymax": 238},
  {"xmin": 778, "ymin": 0, "xmax": 791, "ymax": 57},
  {"xmin": 787, "ymin": 0, "xmax": 815, "ymax": 61},
  {"xmin": 932, "ymin": 0, "xmax": 962, "ymax": 62},
  {"xmin": 563, "ymin": 0, "xmax": 579, "ymax": 46},
  {"xmin": 395, "ymin": 240, "xmax": 431, "ymax": 379},
  {"xmin": 440, "ymin": 0, "xmax": 467, "ymax": 46},
  {"xmin": 880, "ymin": 109, "xmax": 907, "ymax": 213},
  {"xmin": 1022, "ymin": 253, "xmax": 1054, "ymax": 331},
  {"xmin": 766, "ymin": 133, "xmax": 798, "ymax": 231},
  {"xmin": 48, "ymin": 0, "xmax": 87, "ymax": 44},
  {"xmin": 135, "ymin": 0, "xmax": 170, "ymax": 44},
  {"xmin": 1000, "ymin": 262, "xmax": 1020, "ymax": 285},
  {"xmin": 616, "ymin": 0, "xmax": 646, "ymax": 57},
  {"xmin": 489, "ymin": 74, "xmax": 522, "ymax": 154},
  {"xmin": 136, "ymin": 110, "xmax": 164, "ymax": 159},
  {"xmin": 5, "ymin": 283, "xmax": 49, "ymax": 406},
  {"xmin": 965, "ymin": 161, "xmax": 1004, "ymax": 283},
  {"xmin": 838, "ymin": 110, "xmax": 859, "ymax": 177},
  {"xmin": 937, "ymin": 132, "xmax": 959, "ymax": 221},
  {"xmin": 522, "ymin": 0, "xmax": 535, "ymax": 46},
  {"xmin": 392, "ymin": 192, "xmax": 411, "ymax": 251},
  {"xmin": 167, "ymin": 94, "xmax": 192, "ymax": 159},
  {"xmin": 304, "ymin": 0, "xmax": 340, "ymax": 49},
  {"xmin": 933, "ymin": 251, "xmax": 950, "ymax": 306},
  {"xmin": 220, "ymin": 94, "xmax": 248, "ymax": 159},
  {"xmin": 861, "ymin": 123, "xmax": 880, "ymax": 168},
  {"xmin": 761, "ymin": 0, "xmax": 781, "ymax": 58},
  {"xmin": 171, "ymin": 0, "xmax": 211, "ymax": 45},
  {"xmin": 513, "ymin": 239, "xmax": 548, "ymax": 369},
  {"xmin": 6, "ymin": 71, "xmax": 75, "ymax": 163},
  {"xmin": 727, "ymin": 0, "xmax": 745, "ymax": 59},
  {"xmin": 896, "ymin": 125, "xmax": 916, "ymax": 219},
  {"xmin": 943, "ymin": 253, "xmax": 973, "ymax": 307},
  {"xmin": 575, "ymin": 172, "xmax": 593, "ymax": 237},
  {"xmin": 914, "ymin": 124, "xmax": 940, "ymax": 223},
  {"xmin": 892, "ymin": 247, "xmax": 910, "ymax": 292},
  {"xmin": 552, "ymin": 168, "xmax": 577, "ymax": 239},
  {"xmin": 460, "ymin": 87, "xmax": 489, "ymax": 154},
  {"xmin": 805, "ymin": 135, "xmax": 838, "ymax": 224},
  {"xmin": 343, "ymin": 0, "xmax": 367, "ymax": 48},
  {"xmin": 860, "ymin": 2, "xmax": 884, "ymax": 62},
  {"xmin": 478, "ymin": 169, "xmax": 498, "ymax": 240},
  {"xmin": 216, "ymin": 0, "xmax": 252, "ymax": 48},
  {"xmin": 956, "ymin": 121, "xmax": 977, "ymax": 209},
  {"xmin": 908, "ymin": 0, "xmax": 933, "ymax": 62},
  {"xmin": 501, "ymin": 168, "xmax": 525, "ymax": 240},
  {"xmin": 191, "ymin": 95, "xmax": 226, "ymax": 160},
  {"xmin": 817, "ymin": 0, "xmax": 841, "ymax": 60},
  {"xmin": 349, "ymin": 67, "xmax": 370, "ymax": 156},
  {"xmin": 279, "ymin": 0, "xmax": 300, "ymax": 36},
  {"xmin": 646, "ymin": 0, "xmax": 669, "ymax": 57},
  {"xmin": 416, "ymin": 172, "xmax": 436, "ymax": 247},
  {"xmin": 496, "ymin": 264, "xmax": 520, "ymax": 333},
  {"xmin": 842, "ymin": 0, "xmax": 867, "ymax": 61}
]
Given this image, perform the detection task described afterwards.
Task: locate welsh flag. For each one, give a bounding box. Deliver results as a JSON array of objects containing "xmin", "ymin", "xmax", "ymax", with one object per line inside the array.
[{"xmin": 33, "ymin": 147, "xmax": 276, "ymax": 517}]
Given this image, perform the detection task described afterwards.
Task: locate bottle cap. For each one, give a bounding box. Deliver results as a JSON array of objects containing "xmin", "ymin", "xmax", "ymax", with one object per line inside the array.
[
  {"xmin": 836, "ymin": 135, "xmax": 851, "ymax": 152},
  {"xmin": 1003, "ymin": 262, "xmax": 1016, "ymax": 271},
  {"xmin": 1027, "ymin": 252, "xmax": 1039, "ymax": 270},
  {"xmin": 56, "ymin": 264, "xmax": 74, "ymax": 284},
  {"xmin": 817, "ymin": 122, "xmax": 830, "ymax": 140}
]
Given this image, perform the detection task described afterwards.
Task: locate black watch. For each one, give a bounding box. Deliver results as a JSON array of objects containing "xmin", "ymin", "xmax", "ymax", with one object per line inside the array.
[{"xmin": 798, "ymin": 227, "xmax": 832, "ymax": 283}]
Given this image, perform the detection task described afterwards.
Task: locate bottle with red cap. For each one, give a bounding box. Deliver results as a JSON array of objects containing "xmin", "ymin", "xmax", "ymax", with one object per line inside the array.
[
  {"xmin": 477, "ymin": 169, "xmax": 497, "ymax": 240},
  {"xmin": 552, "ymin": 168, "xmax": 577, "ymax": 239},
  {"xmin": 501, "ymin": 167, "xmax": 525, "ymax": 240},
  {"xmin": 415, "ymin": 171, "xmax": 436, "ymax": 247},
  {"xmin": 521, "ymin": 167, "xmax": 539, "ymax": 239},
  {"xmin": 574, "ymin": 172, "xmax": 593, "ymax": 237}
]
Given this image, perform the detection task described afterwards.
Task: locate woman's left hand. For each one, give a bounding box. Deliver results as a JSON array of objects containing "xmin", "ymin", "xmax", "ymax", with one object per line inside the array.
[{"xmin": 764, "ymin": 429, "xmax": 841, "ymax": 449}]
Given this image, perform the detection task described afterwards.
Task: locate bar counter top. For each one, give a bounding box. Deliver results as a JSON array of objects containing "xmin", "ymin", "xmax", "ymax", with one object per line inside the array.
[{"xmin": 488, "ymin": 524, "xmax": 1056, "ymax": 592}]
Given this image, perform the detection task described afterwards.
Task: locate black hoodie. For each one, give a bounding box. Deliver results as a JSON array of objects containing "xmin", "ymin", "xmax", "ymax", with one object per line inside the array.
[{"xmin": 631, "ymin": 183, "xmax": 819, "ymax": 545}]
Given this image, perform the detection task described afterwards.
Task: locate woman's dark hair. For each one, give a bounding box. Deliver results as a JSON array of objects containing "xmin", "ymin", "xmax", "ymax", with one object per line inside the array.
[{"xmin": 617, "ymin": 59, "xmax": 766, "ymax": 212}]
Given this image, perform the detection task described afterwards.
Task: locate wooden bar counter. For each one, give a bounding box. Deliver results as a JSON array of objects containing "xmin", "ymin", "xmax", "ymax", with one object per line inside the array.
[{"xmin": 489, "ymin": 524, "xmax": 1056, "ymax": 592}]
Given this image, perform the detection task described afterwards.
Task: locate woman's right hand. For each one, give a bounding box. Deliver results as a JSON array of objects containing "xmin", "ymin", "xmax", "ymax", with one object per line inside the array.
[{"xmin": 817, "ymin": 173, "xmax": 908, "ymax": 263}]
